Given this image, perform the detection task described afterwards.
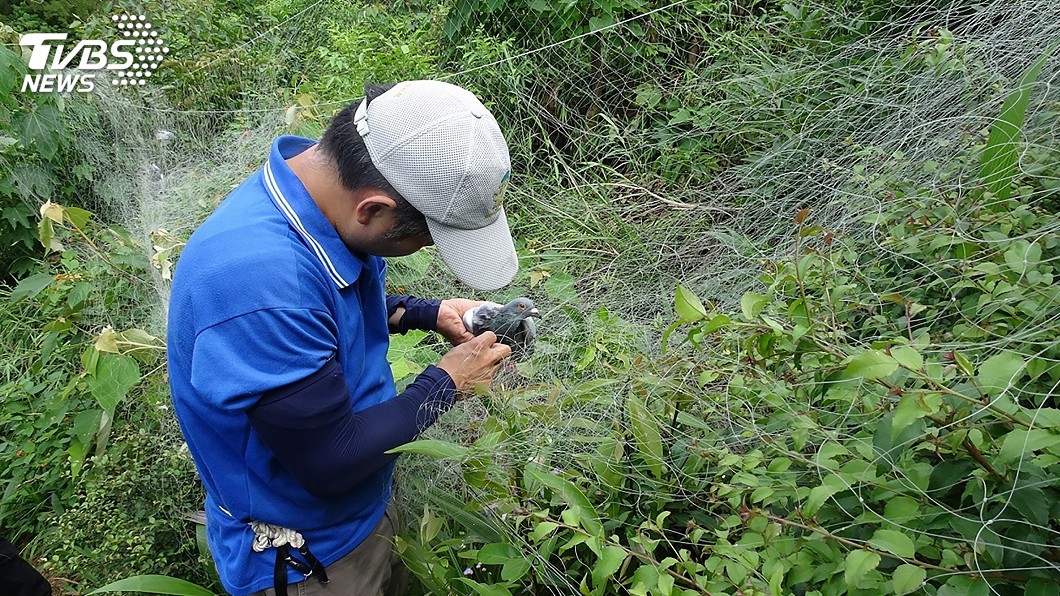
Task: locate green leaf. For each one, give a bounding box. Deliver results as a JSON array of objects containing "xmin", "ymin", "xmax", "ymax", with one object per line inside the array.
[
  {"xmin": 63, "ymin": 206, "xmax": 92, "ymax": 229},
  {"xmin": 1004, "ymin": 240, "xmax": 1043, "ymax": 275},
  {"xmin": 592, "ymin": 545, "xmax": 627, "ymax": 588},
  {"xmin": 542, "ymin": 270, "xmax": 578, "ymax": 303},
  {"xmin": 804, "ymin": 474, "xmax": 845, "ymax": 516},
  {"xmin": 530, "ymin": 521, "xmax": 559, "ymax": 542},
  {"xmin": 457, "ymin": 578, "xmax": 513, "ymax": 596},
  {"xmin": 387, "ymin": 328, "xmax": 429, "ymax": 352},
  {"xmin": 844, "ymin": 549, "xmax": 880, "ymax": 588},
  {"xmin": 997, "ymin": 429, "xmax": 1060, "ymax": 465},
  {"xmin": 883, "ymin": 496, "xmax": 920, "ymax": 522},
  {"xmin": 389, "ymin": 357, "xmax": 420, "ymax": 382},
  {"xmin": 477, "ymin": 542, "xmax": 519, "ymax": 564},
  {"xmin": 1007, "ymin": 485, "xmax": 1048, "ymax": 526},
  {"xmin": 892, "ymin": 564, "xmax": 925, "ymax": 595},
  {"xmin": 386, "ymin": 439, "xmax": 468, "ymax": 460},
  {"xmin": 37, "ymin": 218, "xmax": 57, "ymax": 253},
  {"xmin": 952, "ymin": 351, "xmax": 975, "ymax": 377},
  {"xmin": 88, "ymin": 354, "xmax": 140, "ymax": 415},
  {"xmin": 95, "ymin": 327, "xmax": 119, "ymax": 353},
  {"xmin": 67, "ymin": 281, "xmax": 93, "ymax": 308},
  {"xmin": 87, "ymin": 575, "xmax": 214, "ymax": 596},
  {"xmin": 117, "ymin": 328, "xmax": 165, "ymax": 359},
  {"xmin": 588, "ymin": 14, "xmax": 615, "ymax": 32},
  {"xmin": 426, "ymin": 490, "xmax": 506, "ymax": 543},
  {"xmin": 980, "ymin": 42, "xmax": 1058, "ymax": 200},
  {"xmin": 82, "ymin": 345, "xmax": 99, "ymax": 375},
  {"xmin": 15, "ymin": 104, "xmax": 63, "ymax": 160},
  {"xmin": 726, "ymin": 559, "xmax": 748, "ymax": 585},
  {"xmin": 675, "ymin": 283, "xmax": 707, "ymax": 322},
  {"xmin": 501, "ymin": 557, "xmax": 531, "ymax": 582},
  {"xmin": 628, "ymin": 396, "xmax": 664, "ymax": 478},
  {"xmin": 843, "ymin": 350, "xmax": 898, "ymax": 380},
  {"xmin": 937, "ymin": 575, "xmax": 989, "ymax": 596},
  {"xmin": 976, "ymin": 351, "xmax": 1026, "ymax": 395},
  {"xmin": 741, "ymin": 291, "xmax": 769, "ymax": 320},
  {"xmin": 0, "ymin": 45, "xmax": 26, "ymax": 96},
  {"xmin": 9, "ymin": 272, "xmax": 54, "ymax": 302},
  {"xmin": 525, "ymin": 464, "xmax": 601, "ymax": 535},
  {"xmin": 868, "ymin": 529, "xmax": 916, "ymax": 558},
  {"xmin": 889, "ymin": 346, "xmax": 922, "ymax": 371},
  {"xmin": 891, "ymin": 394, "xmax": 929, "ymax": 438},
  {"xmin": 72, "ymin": 408, "xmax": 103, "ymax": 446},
  {"xmin": 703, "ymin": 313, "xmax": 731, "ymax": 333},
  {"xmin": 1030, "ymin": 408, "xmax": 1060, "ymax": 428},
  {"xmin": 634, "ymin": 84, "xmax": 663, "ymax": 108}
]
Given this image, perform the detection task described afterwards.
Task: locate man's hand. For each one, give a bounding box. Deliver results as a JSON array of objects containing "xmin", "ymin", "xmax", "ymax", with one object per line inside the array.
[
  {"xmin": 436, "ymin": 298, "xmax": 484, "ymax": 345},
  {"xmin": 435, "ymin": 331, "xmax": 511, "ymax": 398}
]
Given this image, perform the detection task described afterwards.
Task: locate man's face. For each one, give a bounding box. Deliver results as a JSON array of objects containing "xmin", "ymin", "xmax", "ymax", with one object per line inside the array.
[
  {"xmin": 334, "ymin": 209, "xmax": 434, "ymax": 258},
  {"xmin": 331, "ymin": 191, "xmax": 433, "ymax": 257}
]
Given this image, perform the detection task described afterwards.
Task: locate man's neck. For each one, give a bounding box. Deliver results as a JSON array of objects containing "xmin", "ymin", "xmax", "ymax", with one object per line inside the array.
[{"xmin": 286, "ymin": 144, "xmax": 348, "ymax": 229}]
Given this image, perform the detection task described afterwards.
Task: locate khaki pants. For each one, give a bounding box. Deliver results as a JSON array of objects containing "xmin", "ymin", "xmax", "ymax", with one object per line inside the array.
[{"xmin": 251, "ymin": 502, "xmax": 409, "ymax": 596}]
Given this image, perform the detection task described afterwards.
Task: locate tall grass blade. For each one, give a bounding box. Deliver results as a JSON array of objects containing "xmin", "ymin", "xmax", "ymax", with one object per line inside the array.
[
  {"xmin": 86, "ymin": 575, "xmax": 214, "ymax": 596},
  {"xmin": 979, "ymin": 42, "xmax": 1058, "ymax": 200}
]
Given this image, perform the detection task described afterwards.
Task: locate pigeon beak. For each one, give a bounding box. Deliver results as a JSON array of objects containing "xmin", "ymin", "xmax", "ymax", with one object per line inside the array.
[{"xmin": 529, "ymin": 308, "xmax": 541, "ymax": 317}]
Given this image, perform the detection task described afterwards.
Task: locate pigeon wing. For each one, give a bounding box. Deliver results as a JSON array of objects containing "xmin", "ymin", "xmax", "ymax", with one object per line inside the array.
[
  {"xmin": 513, "ymin": 317, "xmax": 537, "ymax": 357},
  {"xmin": 462, "ymin": 302, "xmax": 503, "ymax": 335}
]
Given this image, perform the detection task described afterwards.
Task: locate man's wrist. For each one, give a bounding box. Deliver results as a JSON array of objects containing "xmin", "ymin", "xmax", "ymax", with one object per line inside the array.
[
  {"xmin": 410, "ymin": 365, "xmax": 457, "ymax": 424},
  {"xmin": 386, "ymin": 295, "xmax": 442, "ymax": 333}
]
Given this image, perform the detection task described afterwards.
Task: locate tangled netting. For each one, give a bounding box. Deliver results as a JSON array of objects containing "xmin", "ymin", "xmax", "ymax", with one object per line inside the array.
[{"xmin": 32, "ymin": 0, "xmax": 1059, "ymax": 591}]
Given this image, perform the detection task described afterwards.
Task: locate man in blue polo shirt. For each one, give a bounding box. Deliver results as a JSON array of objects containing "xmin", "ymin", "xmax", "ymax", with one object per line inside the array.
[{"xmin": 167, "ymin": 81, "xmax": 518, "ymax": 595}]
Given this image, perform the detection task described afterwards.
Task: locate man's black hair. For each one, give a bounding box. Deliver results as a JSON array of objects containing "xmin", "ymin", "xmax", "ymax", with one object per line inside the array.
[{"xmin": 318, "ymin": 83, "xmax": 430, "ymax": 240}]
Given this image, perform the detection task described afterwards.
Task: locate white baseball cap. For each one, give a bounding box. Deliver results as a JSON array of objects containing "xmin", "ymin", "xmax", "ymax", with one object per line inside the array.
[{"xmin": 353, "ymin": 80, "xmax": 517, "ymax": 291}]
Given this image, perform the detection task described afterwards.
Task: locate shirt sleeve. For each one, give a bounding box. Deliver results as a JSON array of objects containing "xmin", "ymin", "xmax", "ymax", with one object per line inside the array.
[
  {"xmin": 385, "ymin": 294, "xmax": 441, "ymax": 334},
  {"xmin": 189, "ymin": 307, "xmax": 339, "ymax": 411},
  {"xmin": 246, "ymin": 360, "xmax": 457, "ymax": 498}
]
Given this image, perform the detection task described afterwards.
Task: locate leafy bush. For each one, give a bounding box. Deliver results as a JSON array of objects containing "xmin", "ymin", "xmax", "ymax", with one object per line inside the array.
[
  {"xmin": 0, "ymin": 30, "xmax": 70, "ymax": 279},
  {"xmin": 32, "ymin": 423, "xmax": 213, "ymax": 591},
  {"xmin": 392, "ymin": 140, "xmax": 1060, "ymax": 595},
  {"xmin": 0, "ymin": 203, "xmax": 163, "ymax": 549},
  {"xmin": 291, "ymin": 2, "xmax": 443, "ymax": 110}
]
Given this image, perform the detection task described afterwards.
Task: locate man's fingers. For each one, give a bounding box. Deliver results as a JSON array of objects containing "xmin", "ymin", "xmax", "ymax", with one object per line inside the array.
[
  {"xmin": 473, "ymin": 330, "xmax": 498, "ymax": 346},
  {"xmin": 491, "ymin": 342, "xmax": 512, "ymax": 361}
]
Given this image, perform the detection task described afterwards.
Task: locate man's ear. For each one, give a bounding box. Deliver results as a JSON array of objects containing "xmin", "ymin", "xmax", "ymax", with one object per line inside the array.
[{"xmin": 353, "ymin": 190, "xmax": 397, "ymax": 226}]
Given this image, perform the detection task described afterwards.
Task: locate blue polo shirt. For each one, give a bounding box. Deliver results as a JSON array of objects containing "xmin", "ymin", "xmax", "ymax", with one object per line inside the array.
[{"xmin": 167, "ymin": 136, "xmax": 397, "ymax": 594}]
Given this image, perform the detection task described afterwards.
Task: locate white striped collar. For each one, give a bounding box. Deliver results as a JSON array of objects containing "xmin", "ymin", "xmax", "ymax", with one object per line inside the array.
[{"xmin": 261, "ymin": 136, "xmax": 364, "ymax": 289}]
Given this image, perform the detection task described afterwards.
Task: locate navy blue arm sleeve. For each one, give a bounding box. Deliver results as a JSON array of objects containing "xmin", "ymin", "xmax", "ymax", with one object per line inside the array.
[
  {"xmin": 247, "ymin": 358, "xmax": 456, "ymax": 498},
  {"xmin": 385, "ymin": 294, "xmax": 441, "ymax": 334}
]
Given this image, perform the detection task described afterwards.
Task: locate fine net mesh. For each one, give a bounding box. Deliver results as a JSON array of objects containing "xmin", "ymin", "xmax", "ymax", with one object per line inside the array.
[{"xmin": 15, "ymin": 0, "xmax": 1060, "ymax": 590}]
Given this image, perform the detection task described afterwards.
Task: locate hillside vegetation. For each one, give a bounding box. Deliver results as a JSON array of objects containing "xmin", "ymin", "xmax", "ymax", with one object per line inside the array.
[{"xmin": 1, "ymin": 1, "xmax": 1057, "ymax": 594}]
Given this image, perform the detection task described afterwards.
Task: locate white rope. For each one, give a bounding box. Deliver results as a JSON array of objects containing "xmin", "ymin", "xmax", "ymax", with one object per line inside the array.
[{"xmin": 250, "ymin": 520, "xmax": 306, "ymax": 552}]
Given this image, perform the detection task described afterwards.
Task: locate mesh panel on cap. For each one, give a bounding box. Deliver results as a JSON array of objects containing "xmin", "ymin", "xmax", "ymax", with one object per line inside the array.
[
  {"xmin": 374, "ymin": 116, "xmax": 476, "ymax": 221},
  {"xmin": 448, "ymin": 121, "xmax": 511, "ymax": 228},
  {"xmin": 366, "ymin": 81, "xmax": 484, "ymax": 161}
]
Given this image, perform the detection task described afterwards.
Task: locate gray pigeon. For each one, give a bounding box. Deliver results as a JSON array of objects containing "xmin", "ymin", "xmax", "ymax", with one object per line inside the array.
[{"xmin": 462, "ymin": 298, "xmax": 540, "ymax": 358}]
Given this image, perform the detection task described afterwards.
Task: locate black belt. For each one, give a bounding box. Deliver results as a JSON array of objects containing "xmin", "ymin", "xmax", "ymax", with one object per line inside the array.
[{"xmin": 273, "ymin": 542, "xmax": 329, "ymax": 596}]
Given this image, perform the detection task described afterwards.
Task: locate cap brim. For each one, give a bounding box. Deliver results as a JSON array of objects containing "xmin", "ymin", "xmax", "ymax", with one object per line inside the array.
[{"xmin": 426, "ymin": 208, "xmax": 518, "ymax": 291}]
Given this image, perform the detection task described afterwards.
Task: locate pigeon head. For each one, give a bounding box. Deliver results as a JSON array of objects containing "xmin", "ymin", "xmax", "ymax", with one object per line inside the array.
[{"xmin": 500, "ymin": 298, "xmax": 540, "ymax": 320}]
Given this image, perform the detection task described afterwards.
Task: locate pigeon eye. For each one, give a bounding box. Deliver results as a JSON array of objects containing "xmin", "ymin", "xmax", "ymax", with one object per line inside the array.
[{"xmin": 518, "ymin": 303, "xmax": 526, "ymax": 308}]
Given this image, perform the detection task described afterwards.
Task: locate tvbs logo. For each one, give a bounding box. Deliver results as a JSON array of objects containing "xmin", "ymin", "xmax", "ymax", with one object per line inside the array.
[{"xmin": 20, "ymin": 14, "xmax": 168, "ymax": 93}]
